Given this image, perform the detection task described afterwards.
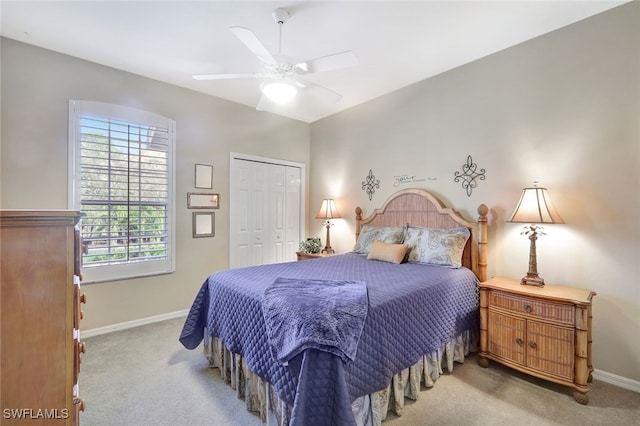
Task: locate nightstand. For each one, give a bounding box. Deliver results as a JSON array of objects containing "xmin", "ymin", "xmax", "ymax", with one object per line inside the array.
[
  {"xmin": 478, "ymin": 276, "xmax": 596, "ymax": 404},
  {"xmin": 295, "ymin": 251, "xmax": 334, "ymax": 261}
]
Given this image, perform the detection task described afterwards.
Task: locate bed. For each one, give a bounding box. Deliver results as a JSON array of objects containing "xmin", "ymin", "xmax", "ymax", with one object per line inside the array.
[{"xmin": 180, "ymin": 188, "xmax": 489, "ymax": 426}]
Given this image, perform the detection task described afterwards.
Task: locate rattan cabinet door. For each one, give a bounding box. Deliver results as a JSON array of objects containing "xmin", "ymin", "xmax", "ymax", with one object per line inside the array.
[
  {"xmin": 526, "ymin": 320, "xmax": 575, "ymax": 380},
  {"xmin": 487, "ymin": 310, "xmax": 525, "ymax": 366}
]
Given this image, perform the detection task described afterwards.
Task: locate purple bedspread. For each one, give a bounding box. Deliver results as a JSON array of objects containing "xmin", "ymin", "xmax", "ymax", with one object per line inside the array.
[
  {"xmin": 179, "ymin": 253, "xmax": 479, "ymax": 425},
  {"xmin": 262, "ymin": 278, "xmax": 368, "ymax": 365}
]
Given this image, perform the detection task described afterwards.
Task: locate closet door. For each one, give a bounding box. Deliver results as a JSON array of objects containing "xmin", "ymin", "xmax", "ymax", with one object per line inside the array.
[
  {"xmin": 230, "ymin": 155, "xmax": 303, "ymax": 269},
  {"xmin": 268, "ymin": 164, "xmax": 287, "ymax": 264},
  {"xmin": 230, "ymin": 159, "xmax": 267, "ymax": 268},
  {"xmin": 230, "ymin": 159, "xmax": 251, "ymax": 268},
  {"xmin": 285, "ymin": 166, "xmax": 302, "ymax": 260},
  {"xmin": 250, "ymin": 161, "xmax": 269, "ymax": 266}
]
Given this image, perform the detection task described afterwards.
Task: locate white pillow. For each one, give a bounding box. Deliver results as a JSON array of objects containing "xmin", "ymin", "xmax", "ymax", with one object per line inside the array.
[{"xmin": 404, "ymin": 226, "xmax": 470, "ymax": 268}]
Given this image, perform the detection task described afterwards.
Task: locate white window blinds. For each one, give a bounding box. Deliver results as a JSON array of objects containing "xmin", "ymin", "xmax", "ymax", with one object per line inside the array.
[{"xmin": 69, "ymin": 101, "xmax": 175, "ymax": 283}]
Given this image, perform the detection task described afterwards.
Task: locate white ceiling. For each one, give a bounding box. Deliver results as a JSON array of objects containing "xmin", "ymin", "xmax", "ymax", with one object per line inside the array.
[{"xmin": 0, "ymin": 1, "xmax": 626, "ymax": 122}]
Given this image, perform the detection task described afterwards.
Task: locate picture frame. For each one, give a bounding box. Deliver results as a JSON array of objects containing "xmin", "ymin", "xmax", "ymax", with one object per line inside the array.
[
  {"xmin": 194, "ymin": 163, "xmax": 213, "ymax": 189},
  {"xmin": 192, "ymin": 212, "xmax": 215, "ymax": 238},
  {"xmin": 187, "ymin": 192, "xmax": 220, "ymax": 209}
]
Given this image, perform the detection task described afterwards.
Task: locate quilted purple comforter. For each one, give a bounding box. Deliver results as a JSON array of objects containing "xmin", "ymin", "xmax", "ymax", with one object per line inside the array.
[{"xmin": 179, "ymin": 253, "xmax": 479, "ymax": 425}]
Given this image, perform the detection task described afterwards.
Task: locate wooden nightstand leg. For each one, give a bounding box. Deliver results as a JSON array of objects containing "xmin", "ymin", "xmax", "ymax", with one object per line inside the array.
[
  {"xmin": 478, "ymin": 356, "xmax": 490, "ymax": 368},
  {"xmin": 574, "ymin": 391, "xmax": 589, "ymax": 405},
  {"xmin": 478, "ymin": 287, "xmax": 489, "ymax": 369}
]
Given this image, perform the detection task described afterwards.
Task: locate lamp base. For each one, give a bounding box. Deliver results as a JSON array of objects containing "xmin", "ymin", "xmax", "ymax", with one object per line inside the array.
[
  {"xmin": 521, "ymin": 273, "xmax": 545, "ymax": 287},
  {"xmin": 321, "ymin": 220, "xmax": 335, "ymax": 255}
]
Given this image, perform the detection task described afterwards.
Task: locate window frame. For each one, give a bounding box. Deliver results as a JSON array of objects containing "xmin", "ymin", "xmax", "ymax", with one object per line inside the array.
[{"xmin": 68, "ymin": 100, "xmax": 176, "ymax": 283}]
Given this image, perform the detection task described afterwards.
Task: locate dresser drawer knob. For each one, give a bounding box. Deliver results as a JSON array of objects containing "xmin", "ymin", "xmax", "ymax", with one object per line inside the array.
[
  {"xmin": 74, "ymin": 398, "xmax": 86, "ymax": 412},
  {"xmin": 529, "ymin": 341, "xmax": 538, "ymax": 349},
  {"xmin": 516, "ymin": 338, "xmax": 524, "ymax": 346},
  {"xmin": 80, "ymin": 292, "xmax": 87, "ymax": 304},
  {"xmin": 524, "ymin": 304, "xmax": 532, "ymax": 313}
]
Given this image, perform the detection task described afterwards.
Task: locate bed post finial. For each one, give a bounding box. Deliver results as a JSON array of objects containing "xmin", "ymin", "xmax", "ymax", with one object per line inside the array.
[
  {"xmin": 355, "ymin": 207, "xmax": 363, "ymax": 240},
  {"xmin": 477, "ymin": 204, "xmax": 489, "ymax": 282}
]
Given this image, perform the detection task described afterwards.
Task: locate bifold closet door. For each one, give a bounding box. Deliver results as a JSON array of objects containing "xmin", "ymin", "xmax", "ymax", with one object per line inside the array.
[{"xmin": 230, "ymin": 157, "xmax": 301, "ymax": 269}]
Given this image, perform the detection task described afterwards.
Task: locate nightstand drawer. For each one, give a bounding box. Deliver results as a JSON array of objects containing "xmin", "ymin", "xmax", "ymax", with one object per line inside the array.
[{"xmin": 489, "ymin": 291, "xmax": 575, "ymax": 325}]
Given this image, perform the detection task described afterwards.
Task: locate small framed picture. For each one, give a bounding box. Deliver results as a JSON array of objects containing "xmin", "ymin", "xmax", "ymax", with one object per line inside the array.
[
  {"xmin": 187, "ymin": 192, "xmax": 220, "ymax": 209},
  {"xmin": 194, "ymin": 164, "xmax": 213, "ymax": 189},
  {"xmin": 193, "ymin": 212, "xmax": 215, "ymax": 238}
]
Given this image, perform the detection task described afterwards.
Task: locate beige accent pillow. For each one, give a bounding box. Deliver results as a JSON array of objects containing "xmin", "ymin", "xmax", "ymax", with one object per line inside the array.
[{"xmin": 367, "ymin": 240, "xmax": 409, "ymax": 264}]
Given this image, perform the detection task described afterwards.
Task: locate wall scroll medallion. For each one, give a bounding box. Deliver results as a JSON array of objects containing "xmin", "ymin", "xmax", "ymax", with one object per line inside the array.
[
  {"xmin": 454, "ymin": 155, "xmax": 486, "ymax": 197},
  {"xmin": 361, "ymin": 169, "xmax": 380, "ymax": 201}
]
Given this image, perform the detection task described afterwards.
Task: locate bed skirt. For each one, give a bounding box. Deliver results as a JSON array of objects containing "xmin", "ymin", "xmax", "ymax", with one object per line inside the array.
[{"xmin": 203, "ymin": 330, "xmax": 477, "ymax": 426}]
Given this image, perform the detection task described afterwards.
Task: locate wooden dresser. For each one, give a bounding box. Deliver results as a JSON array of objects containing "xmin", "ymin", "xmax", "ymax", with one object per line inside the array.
[
  {"xmin": 1, "ymin": 210, "xmax": 86, "ymax": 424},
  {"xmin": 478, "ymin": 276, "xmax": 595, "ymax": 404}
]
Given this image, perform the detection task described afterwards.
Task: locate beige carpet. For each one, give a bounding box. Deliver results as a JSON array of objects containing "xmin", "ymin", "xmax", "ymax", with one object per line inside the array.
[{"xmin": 79, "ymin": 317, "xmax": 640, "ymax": 425}]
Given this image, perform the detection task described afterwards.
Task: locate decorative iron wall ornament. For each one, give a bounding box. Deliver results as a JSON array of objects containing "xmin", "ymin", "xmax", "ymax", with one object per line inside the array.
[
  {"xmin": 454, "ymin": 155, "xmax": 486, "ymax": 197},
  {"xmin": 361, "ymin": 169, "xmax": 380, "ymax": 201}
]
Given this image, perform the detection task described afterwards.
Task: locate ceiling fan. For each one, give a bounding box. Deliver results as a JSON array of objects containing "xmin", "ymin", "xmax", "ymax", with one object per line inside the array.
[{"xmin": 193, "ymin": 8, "xmax": 357, "ymax": 114}]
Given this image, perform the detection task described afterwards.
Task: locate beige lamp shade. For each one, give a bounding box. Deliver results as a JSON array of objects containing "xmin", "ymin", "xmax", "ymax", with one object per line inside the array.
[
  {"xmin": 316, "ymin": 198, "xmax": 341, "ymax": 220},
  {"xmin": 507, "ymin": 187, "xmax": 564, "ymax": 224}
]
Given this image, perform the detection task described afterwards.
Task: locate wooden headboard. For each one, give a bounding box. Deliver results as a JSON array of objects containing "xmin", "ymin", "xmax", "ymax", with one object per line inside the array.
[{"xmin": 355, "ymin": 188, "xmax": 488, "ymax": 282}]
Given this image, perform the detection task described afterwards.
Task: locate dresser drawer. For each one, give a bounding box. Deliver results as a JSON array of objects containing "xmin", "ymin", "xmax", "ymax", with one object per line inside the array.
[{"xmin": 489, "ymin": 291, "xmax": 575, "ymax": 325}]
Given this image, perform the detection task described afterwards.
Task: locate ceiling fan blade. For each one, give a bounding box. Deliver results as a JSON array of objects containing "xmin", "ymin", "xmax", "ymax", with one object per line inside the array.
[
  {"xmin": 192, "ymin": 73, "xmax": 261, "ymax": 81},
  {"xmin": 295, "ymin": 78, "xmax": 342, "ymax": 103},
  {"xmin": 295, "ymin": 51, "xmax": 357, "ymax": 74},
  {"xmin": 229, "ymin": 26, "xmax": 277, "ymax": 66}
]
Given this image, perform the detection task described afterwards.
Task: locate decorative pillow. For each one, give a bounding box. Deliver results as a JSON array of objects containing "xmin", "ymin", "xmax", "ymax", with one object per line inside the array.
[
  {"xmin": 367, "ymin": 240, "xmax": 409, "ymax": 264},
  {"xmin": 352, "ymin": 224, "xmax": 406, "ymax": 255},
  {"xmin": 404, "ymin": 226, "xmax": 470, "ymax": 268}
]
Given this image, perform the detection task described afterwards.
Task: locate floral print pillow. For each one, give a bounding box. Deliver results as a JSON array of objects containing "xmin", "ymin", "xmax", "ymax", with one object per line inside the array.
[
  {"xmin": 404, "ymin": 226, "xmax": 470, "ymax": 268},
  {"xmin": 352, "ymin": 225, "xmax": 406, "ymax": 255}
]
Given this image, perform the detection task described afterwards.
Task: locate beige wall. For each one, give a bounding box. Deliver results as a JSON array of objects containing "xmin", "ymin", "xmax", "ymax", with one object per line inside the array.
[
  {"xmin": 0, "ymin": 38, "xmax": 310, "ymax": 330},
  {"xmin": 309, "ymin": 3, "xmax": 639, "ymax": 382}
]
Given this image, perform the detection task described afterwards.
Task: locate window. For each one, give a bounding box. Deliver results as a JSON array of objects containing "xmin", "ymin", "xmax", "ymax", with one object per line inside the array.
[{"xmin": 69, "ymin": 101, "xmax": 175, "ymax": 283}]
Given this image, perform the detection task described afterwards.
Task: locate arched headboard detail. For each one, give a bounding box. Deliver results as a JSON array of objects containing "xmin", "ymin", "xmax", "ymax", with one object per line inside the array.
[{"xmin": 355, "ymin": 188, "xmax": 488, "ymax": 282}]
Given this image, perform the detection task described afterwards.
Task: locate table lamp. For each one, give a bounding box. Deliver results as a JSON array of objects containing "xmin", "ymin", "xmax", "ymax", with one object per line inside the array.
[
  {"xmin": 315, "ymin": 198, "xmax": 341, "ymax": 254},
  {"xmin": 507, "ymin": 184, "xmax": 564, "ymax": 287}
]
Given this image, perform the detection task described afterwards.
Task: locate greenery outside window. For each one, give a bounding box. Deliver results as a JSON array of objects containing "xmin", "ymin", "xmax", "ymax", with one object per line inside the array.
[{"xmin": 68, "ymin": 101, "xmax": 176, "ymax": 283}]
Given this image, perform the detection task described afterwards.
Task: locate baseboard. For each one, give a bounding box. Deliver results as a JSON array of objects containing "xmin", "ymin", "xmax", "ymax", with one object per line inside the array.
[
  {"xmin": 593, "ymin": 369, "xmax": 640, "ymax": 393},
  {"xmin": 81, "ymin": 309, "xmax": 189, "ymax": 339}
]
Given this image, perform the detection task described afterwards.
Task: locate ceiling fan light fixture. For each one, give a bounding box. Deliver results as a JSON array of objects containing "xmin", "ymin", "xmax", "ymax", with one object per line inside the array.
[{"xmin": 261, "ymin": 81, "xmax": 297, "ymax": 104}]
